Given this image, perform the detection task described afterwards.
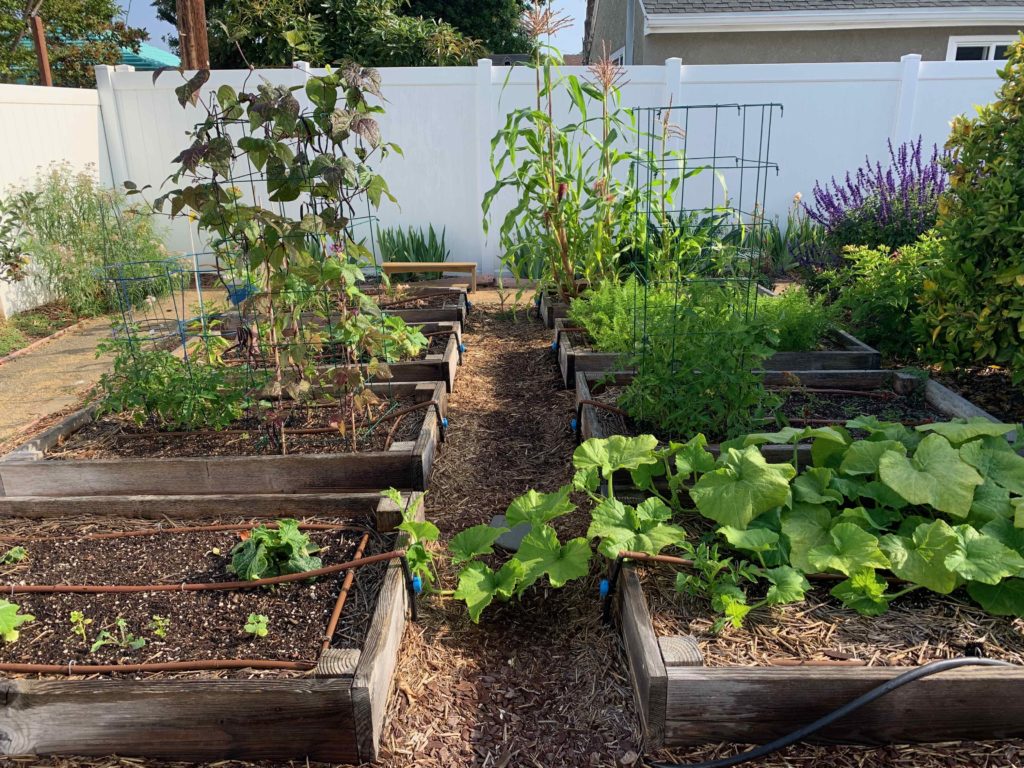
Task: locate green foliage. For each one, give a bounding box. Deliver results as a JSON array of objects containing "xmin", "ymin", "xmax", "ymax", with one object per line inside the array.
[
  {"xmin": 156, "ymin": 0, "xmax": 484, "ymax": 68},
  {"xmin": 0, "ymin": 164, "xmax": 168, "ymax": 317},
  {"xmin": 90, "ymin": 617, "xmax": 147, "ymax": 653},
  {"xmin": 483, "ymin": 43, "xmax": 639, "ymax": 301},
  {"xmin": 149, "ymin": 615, "xmax": 171, "ymax": 639},
  {"xmin": 922, "ymin": 36, "xmax": 1024, "ymax": 381},
  {"xmin": 96, "ymin": 339, "xmax": 259, "ymax": 431},
  {"xmin": 450, "ymin": 487, "xmax": 590, "ymax": 623},
  {"xmin": 619, "ymin": 284, "xmax": 777, "ymax": 440},
  {"xmin": 377, "ymin": 225, "xmax": 449, "ymax": 281},
  {"xmin": 0, "ymin": 546, "xmax": 26, "ymax": 565},
  {"xmin": 393, "ymin": 490, "xmax": 440, "ymax": 590},
  {"xmin": 229, "ymin": 519, "xmax": 323, "ymax": 581},
  {"xmin": 406, "ymin": 0, "xmax": 532, "ymax": 54},
  {"xmin": 244, "ymin": 613, "xmax": 270, "ymax": 637},
  {"xmin": 0, "ymin": 0, "xmax": 146, "ymax": 87},
  {"xmin": 746, "ymin": 197, "xmax": 825, "ymax": 276},
  {"xmin": 756, "ymin": 287, "xmax": 834, "ymax": 353},
  {"xmin": 0, "ymin": 599, "xmax": 33, "ymax": 642},
  {"xmin": 69, "ymin": 610, "xmax": 92, "ymax": 645},
  {"xmin": 823, "ymin": 234, "xmax": 939, "ymax": 358}
]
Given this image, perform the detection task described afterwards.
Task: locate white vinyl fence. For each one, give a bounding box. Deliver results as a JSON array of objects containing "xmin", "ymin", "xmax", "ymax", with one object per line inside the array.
[
  {"xmin": 0, "ymin": 55, "xmax": 1008, "ymax": 298},
  {"xmin": 0, "ymin": 83, "xmax": 109, "ymax": 316}
]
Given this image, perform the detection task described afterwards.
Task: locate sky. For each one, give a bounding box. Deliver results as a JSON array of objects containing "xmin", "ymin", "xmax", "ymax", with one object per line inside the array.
[{"xmin": 122, "ymin": 0, "xmax": 588, "ymax": 56}]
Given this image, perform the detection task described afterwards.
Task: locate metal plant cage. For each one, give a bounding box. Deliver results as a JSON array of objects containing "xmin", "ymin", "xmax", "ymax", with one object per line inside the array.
[
  {"xmin": 96, "ymin": 98, "xmax": 429, "ymax": 436},
  {"xmin": 623, "ymin": 101, "xmax": 783, "ymax": 437}
]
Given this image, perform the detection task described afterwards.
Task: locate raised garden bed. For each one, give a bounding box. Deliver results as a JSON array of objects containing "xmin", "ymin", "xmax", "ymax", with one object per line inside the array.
[
  {"xmin": 552, "ymin": 319, "xmax": 881, "ymax": 389},
  {"xmin": 614, "ymin": 562, "xmax": 1024, "ymax": 748},
  {"xmin": 0, "ymin": 497, "xmax": 418, "ymax": 762},
  {"xmin": 537, "ymin": 291, "xmax": 569, "ymax": 329},
  {"xmin": 0, "ymin": 381, "xmax": 448, "ymax": 516},
  {"xmin": 368, "ymin": 286, "xmax": 469, "ymax": 326},
  {"xmin": 575, "ymin": 369, "xmax": 1001, "ymax": 464}
]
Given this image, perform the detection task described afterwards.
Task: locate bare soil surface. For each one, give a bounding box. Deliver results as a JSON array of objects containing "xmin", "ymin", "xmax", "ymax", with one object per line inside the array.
[
  {"xmin": 931, "ymin": 365, "xmax": 1024, "ymax": 424},
  {"xmin": 0, "ymin": 521, "xmax": 392, "ymax": 672}
]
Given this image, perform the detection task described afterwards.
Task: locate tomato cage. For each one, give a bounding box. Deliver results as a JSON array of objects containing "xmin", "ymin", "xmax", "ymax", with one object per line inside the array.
[{"xmin": 620, "ymin": 101, "xmax": 783, "ymax": 440}]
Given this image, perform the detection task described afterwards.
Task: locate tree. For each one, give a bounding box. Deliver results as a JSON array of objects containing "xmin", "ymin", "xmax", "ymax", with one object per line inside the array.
[
  {"xmin": 0, "ymin": 0, "xmax": 146, "ymax": 87},
  {"xmin": 406, "ymin": 0, "xmax": 531, "ymax": 54},
  {"xmin": 154, "ymin": 0, "xmax": 487, "ymax": 68}
]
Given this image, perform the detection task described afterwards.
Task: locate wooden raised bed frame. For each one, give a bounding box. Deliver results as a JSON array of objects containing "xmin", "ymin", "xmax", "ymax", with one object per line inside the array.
[
  {"xmin": 615, "ymin": 564, "xmax": 1024, "ymax": 748},
  {"xmin": 378, "ymin": 286, "xmax": 469, "ymax": 326},
  {"xmin": 553, "ymin": 319, "xmax": 881, "ymax": 389},
  {"xmin": 0, "ymin": 495, "xmax": 418, "ymax": 763},
  {"xmin": 576, "ymin": 369, "xmax": 1000, "ymax": 464},
  {"xmin": 0, "ymin": 381, "xmax": 448, "ymax": 518}
]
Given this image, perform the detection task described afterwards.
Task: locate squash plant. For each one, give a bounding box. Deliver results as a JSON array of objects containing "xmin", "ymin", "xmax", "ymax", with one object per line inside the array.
[{"xmin": 129, "ymin": 66, "xmax": 425, "ymax": 441}]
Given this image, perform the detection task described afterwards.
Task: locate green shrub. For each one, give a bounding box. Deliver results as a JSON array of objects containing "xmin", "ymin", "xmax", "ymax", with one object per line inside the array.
[
  {"xmin": 826, "ymin": 234, "xmax": 940, "ymax": 358},
  {"xmin": 2, "ymin": 164, "xmax": 167, "ymax": 318},
  {"xmin": 920, "ymin": 37, "xmax": 1024, "ymax": 381},
  {"xmin": 377, "ymin": 224, "xmax": 449, "ymax": 281},
  {"xmin": 756, "ymin": 286, "xmax": 834, "ymax": 352}
]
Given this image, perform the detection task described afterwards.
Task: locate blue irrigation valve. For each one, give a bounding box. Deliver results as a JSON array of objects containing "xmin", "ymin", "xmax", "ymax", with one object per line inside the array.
[
  {"xmin": 570, "ymin": 417, "xmax": 578, "ymax": 431},
  {"xmin": 459, "ymin": 343, "xmax": 467, "ymax": 353},
  {"xmin": 412, "ymin": 575, "xmax": 423, "ymax": 595},
  {"xmin": 466, "ymin": 299, "xmax": 473, "ymax": 310},
  {"xmin": 442, "ymin": 417, "xmax": 449, "ymax": 429},
  {"xmin": 599, "ymin": 578, "xmax": 610, "ymax": 599},
  {"xmin": 551, "ymin": 340, "xmax": 558, "ymax": 351}
]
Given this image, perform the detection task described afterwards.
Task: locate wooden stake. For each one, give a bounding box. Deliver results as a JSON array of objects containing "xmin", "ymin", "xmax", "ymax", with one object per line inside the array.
[
  {"xmin": 175, "ymin": 0, "xmax": 209, "ymax": 69},
  {"xmin": 29, "ymin": 14, "xmax": 52, "ymax": 87}
]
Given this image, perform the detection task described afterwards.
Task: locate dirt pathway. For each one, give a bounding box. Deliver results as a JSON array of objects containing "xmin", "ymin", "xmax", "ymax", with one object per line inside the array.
[{"xmin": 0, "ymin": 318, "xmax": 112, "ymax": 444}]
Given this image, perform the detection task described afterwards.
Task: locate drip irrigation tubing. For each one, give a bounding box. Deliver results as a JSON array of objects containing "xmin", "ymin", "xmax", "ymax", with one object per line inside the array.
[
  {"xmin": 5, "ymin": 549, "xmax": 407, "ymax": 594},
  {"xmin": 322, "ymin": 532, "xmax": 371, "ymax": 652},
  {"xmin": 0, "ymin": 659, "xmax": 317, "ymax": 675},
  {"xmin": 641, "ymin": 657, "xmax": 1015, "ymax": 768}
]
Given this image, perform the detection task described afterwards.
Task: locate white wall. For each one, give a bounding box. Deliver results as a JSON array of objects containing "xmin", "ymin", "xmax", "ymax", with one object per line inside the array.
[
  {"xmin": 0, "ymin": 84, "xmax": 108, "ymax": 317},
  {"xmin": 15, "ymin": 56, "xmax": 1006, "ymax": 284}
]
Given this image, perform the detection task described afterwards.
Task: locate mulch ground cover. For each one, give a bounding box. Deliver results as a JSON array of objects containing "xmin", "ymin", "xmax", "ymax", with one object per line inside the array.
[
  {"xmin": 0, "ymin": 519, "xmax": 393, "ymax": 674},
  {"xmin": 931, "ymin": 365, "xmax": 1024, "ymax": 424},
  {"xmin": 47, "ymin": 393, "xmax": 426, "ymax": 459},
  {"xmin": 10, "ymin": 294, "xmax": 1024, "ymax": 768}
]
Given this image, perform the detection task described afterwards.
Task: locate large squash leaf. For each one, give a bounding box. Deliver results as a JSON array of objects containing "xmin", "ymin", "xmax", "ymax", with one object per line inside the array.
[
  {"xmin": 881, "ymin": 519, "xmax": 960, "ymax": 594},
  {"xmin": 878, "ymin": 433, "xmax": 983, "ymax": 517},
  {"xmin": 691, "ymin": 446, "xmax": 795, "ymax": 529}
]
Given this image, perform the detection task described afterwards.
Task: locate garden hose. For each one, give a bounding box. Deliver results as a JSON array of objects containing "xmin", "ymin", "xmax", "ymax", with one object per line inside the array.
[{"xmin": 641, "ymin": 657, "xmax": 1014, "ymax": 768}]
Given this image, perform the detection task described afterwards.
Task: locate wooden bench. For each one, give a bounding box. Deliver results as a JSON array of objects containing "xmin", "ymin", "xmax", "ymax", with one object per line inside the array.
[{"xmin": 380, "ymin": 261, "xmax": 477, "ymax": 292}]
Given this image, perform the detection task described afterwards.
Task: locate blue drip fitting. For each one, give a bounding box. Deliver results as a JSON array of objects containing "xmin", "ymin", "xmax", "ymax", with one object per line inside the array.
[
  {"xmin": 459, "ymin": 343, "xmax": 467, "ymax": 353},
  {"xmin": 412, "ymin": 575, "xmax": 423, "ymax": 595},
  {"xmin": 442, "ymin": 417, "xmax": 449, "ymax": 429},
  {"xmin": 599, "ymin": 578, "xmax": 610, "ymax": 599},
  {"xmin": 570, "ymin": 418, "xmax": 578, "ymax": 431},
  {"xmin": 551, "ymin": 340, "xmax": 558, "ymax": 351}
]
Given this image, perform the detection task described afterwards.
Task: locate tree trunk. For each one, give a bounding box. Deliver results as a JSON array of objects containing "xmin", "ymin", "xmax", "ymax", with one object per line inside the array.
[{"xmin": 176, "ymin": 0, "xmax": 210, "ymax": 70}]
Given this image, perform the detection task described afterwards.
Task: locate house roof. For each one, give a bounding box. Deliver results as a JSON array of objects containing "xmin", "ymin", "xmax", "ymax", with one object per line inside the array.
[
  {"xmin": 644, "ymin": 0, "xmax": 1024, "ymax": 12},
  {"xmin": 120, "ymin": 42, "xmax": 180, "ymax": 71}
]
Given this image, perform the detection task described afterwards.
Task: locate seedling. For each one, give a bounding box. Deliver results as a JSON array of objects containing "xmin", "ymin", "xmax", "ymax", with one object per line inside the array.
[
  {"xmin": 148, "ymin": 615, "xmax": 171, "ymax": 639},
  {"xmin": 0, "ymin": 546, "xmax": 27, "ymax": 565},
  {"xmin": 70, "ymin": 610, "xmax": 93, "ymax": 645},
  {"xmin": 0, "ymin": 600, "xmax": 34, "ymax": 642},
  {"xmin": 90, "ymin": 617, "xmax": 147, "ymax": 653},
  {"xmin": 244, "ymin": 613, "xmax": 269, "ymax": 638}
]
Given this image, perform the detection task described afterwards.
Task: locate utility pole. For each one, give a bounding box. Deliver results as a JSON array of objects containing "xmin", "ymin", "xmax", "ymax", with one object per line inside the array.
[
  {"xmin": 176, "ymin": 0, "xmax": 210, "ymax": 69},
  {"xmin": 29, "ymin": 13, "xmax": 52, "ymax": 86}
]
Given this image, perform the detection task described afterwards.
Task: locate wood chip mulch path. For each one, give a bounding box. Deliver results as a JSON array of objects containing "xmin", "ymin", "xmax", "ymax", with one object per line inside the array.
[{"xmin": 13, "ymin": 296, "xmax": 1024, "ymax": 768}]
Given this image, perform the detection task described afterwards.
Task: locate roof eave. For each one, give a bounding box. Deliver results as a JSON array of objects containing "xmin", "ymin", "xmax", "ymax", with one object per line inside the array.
[{"xmin": 644, "ymin": 6, "xmax": 1024, "ymax": 34}]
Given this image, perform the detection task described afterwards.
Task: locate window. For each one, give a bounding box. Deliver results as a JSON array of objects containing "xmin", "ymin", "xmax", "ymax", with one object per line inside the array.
[
  {"xmin": 610, "ymin": 46, "xmax": 625, "ymax": 66},
  {"xmin": 946, "ymin": 36, "xmax": 1016, "ymax": 62}
]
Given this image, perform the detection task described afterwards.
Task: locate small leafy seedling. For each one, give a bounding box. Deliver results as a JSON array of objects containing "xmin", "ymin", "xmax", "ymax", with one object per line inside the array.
[
  {"xmin": 70, "ymin": 610, "xmax": 93, "ymax": 645},
  {"xmin": 149, "ymin": 615, "xmax": 171, "ymax": 639},
  {"xmin": 90, "ymin": 617, "xmax": 147, "ymax": 653},
  {"xmin": 244, "ymin": 613, "xmax": 269, "ymax": 638},
  {"xmin": 229, "ymin": 519, "xmax": 322, "ymax": 581},
  {"xmin": 0, "ymin": 546, "xmax": 27, "ymax": 565},
  {"xmin": 0, "ymin": 599, "xmax": 34, "ymax": 643}
]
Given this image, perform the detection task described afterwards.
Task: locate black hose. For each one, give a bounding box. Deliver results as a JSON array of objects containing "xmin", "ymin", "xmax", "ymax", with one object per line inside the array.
[{"xmin": 643, "ymin": 657, "xmax": 1014, "ymax": 768}]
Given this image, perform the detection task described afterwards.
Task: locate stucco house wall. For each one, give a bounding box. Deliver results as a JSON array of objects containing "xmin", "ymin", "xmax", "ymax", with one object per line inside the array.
[{"xmin": 640, "ymin": 25, "xmax": 1023, "ymax": 64}]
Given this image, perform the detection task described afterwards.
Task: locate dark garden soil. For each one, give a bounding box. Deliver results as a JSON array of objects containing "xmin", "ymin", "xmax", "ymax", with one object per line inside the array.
[
  {"xmin": 931, "ymin": 365, "xmax": 1024, "ymax": 424},
  {"xmin": 640, "ymin": 564, "xmax": 1024, "ymax": 668},
  {"xmin": 591, "ymin": 381, "xmax": 943, "ymax": 444},
  {"xmin": 14, "ymin": 293, "xmax": 1024, "ymax": 768},
  {"xmin": 47, "ymin": 394, "xmax": 426, "ymax": 459},
  {"xmin": 0, "ymin": 520, "xmax": 393, "ymax": 674}
]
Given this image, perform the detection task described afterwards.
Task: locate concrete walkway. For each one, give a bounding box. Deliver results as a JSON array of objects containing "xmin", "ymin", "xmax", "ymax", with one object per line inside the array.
[{"xmin": 0, "ymin": 317, "xmax": 113, "ymax": 444}]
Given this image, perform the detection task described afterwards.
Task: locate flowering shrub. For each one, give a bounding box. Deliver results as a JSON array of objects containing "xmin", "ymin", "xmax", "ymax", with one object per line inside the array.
[{"xmin": 804, "ymin": 138, "xmax": 948, "ymax": 264}]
